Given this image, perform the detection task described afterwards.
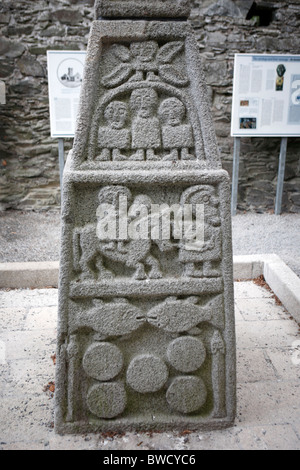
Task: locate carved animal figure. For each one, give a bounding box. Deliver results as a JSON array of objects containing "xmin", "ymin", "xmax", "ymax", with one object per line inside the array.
[
  {"xmin": 73, "ymin": 186, "xmax": 162, "ymax": 280},
  {"xmin": 73, "ymin": 298, "xmax": 145, "ymax": 336},
  {"xmin": 73, "ymin": 226, "xmax": 162, "ymax": 280},
  {"xmin": 147, "ymin": 295, "xmax": 224, "ymax": 332}
]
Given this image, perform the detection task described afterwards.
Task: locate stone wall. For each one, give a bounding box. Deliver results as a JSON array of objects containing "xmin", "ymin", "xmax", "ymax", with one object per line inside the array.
[
  {"xmin": 0, "ymin": 0, "xmax": 299, "ymax": 212},
  {"xmin": 0, "ymin": 0, "xmax": 94, "ymax": 210},
  {"xmin": 190, "ymin": 0, "xmax": 300, "ymax": 213}
]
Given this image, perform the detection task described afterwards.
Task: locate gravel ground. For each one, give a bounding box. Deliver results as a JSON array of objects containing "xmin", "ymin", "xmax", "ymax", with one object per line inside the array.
[
  {"xmin": 0, "ymin": 211, "xmax": 61, "ymax": 263},
  {"xmin": 0, "ymin": 210, "xmax": 300, "ymax": 278},
  {"xmin": 232, "ymin": 212, "xmax": 300, "ymax": 278}
]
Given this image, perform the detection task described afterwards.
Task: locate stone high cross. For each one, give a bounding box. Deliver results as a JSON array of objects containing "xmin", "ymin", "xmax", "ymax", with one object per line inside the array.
[{"xmin": 55, "ymin": 0, "xmax": 236, "ymax": 434}]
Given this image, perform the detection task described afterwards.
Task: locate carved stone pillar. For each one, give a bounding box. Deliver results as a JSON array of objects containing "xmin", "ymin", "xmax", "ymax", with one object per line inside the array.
[{"xmin": 55, "ymin": 0, "xmax": 236, "ymax": 434}]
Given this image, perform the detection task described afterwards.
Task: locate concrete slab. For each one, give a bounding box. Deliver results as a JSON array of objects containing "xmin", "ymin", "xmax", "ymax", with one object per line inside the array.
[
  {"xmin": 235, "ymin": 254, "xmax": 300, "ymax": 324},
  {"xmin": 0, "ymin": 282, "xmax": 299, "ymax": 450},
  {"xmin": 263, "ymin": 257, "xmax": 300, "ymax": 324},
  {"xmin": 0, "ymin": 262, "xmax": 59, "ymax": 289},
  {"xmin": 236, "ymin": 298, "xmax": 288, "ymax": 322}
]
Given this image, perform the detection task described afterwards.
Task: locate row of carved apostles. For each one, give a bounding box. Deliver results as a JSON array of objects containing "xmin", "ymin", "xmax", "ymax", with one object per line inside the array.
[{"xmin": 96, "ymin": 90, "xmax": 195, "ymax": 161}]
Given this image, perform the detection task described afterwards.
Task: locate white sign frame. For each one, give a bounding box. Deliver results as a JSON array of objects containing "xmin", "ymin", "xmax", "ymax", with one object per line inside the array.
[
  {"xmin": 47, "ymin": 51, "xmax": 86, "ymax": 138},
  {"xmin": 231, "ymin": 53, "xmax": 300, "ymax": 138}
]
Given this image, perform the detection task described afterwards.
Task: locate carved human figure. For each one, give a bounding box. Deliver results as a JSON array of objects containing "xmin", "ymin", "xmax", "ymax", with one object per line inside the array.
[
  {"xmin": 179, "ymin": 185, "xmax": 222, "ymax": 278},
  {"xmin": 130, "ymin": 88, "xmax": 161, "ymax": 161},
  {"xmin": 159, "ymin": 97, "xmax": 194, "ymax": 160},
  {"xmin": 129, "ymin": 41, "xmax": 159, "ymax": 82},
  {"xmin": 97, "ymin": 101, "xmax": 130, "ymax": 161},
  {"xmin": 73, "ymin": 186, "xmax": 162, "ymax": 280}
]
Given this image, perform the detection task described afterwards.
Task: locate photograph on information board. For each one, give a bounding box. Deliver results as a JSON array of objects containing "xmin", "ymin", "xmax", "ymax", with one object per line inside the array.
[{"xmin": 47, "ymin": 51, "xmax": 86, "ymax": 138}]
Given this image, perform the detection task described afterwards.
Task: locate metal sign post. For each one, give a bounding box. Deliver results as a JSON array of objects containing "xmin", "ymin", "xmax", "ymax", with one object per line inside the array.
[
  {"xmin": 58, "ymin": 138, "xmax": 65, "ymax": 187},
  {"xmin": 58, "ymin": 138, "xmax": 65, "ymax": 205},
  {"xmin": 231, "ymin": 137, "xmax": 241, "ymax": 216},
  {"xmin": 231, "ymin": 137, "xmax": 289, "ymax": 216},
  {"xmin": 0, "ymin": 80, "xmax": 5, "ymax": 105},
  {"xmin": 275, "ymin": 137, "xmax": 288, "ymax": 215}
]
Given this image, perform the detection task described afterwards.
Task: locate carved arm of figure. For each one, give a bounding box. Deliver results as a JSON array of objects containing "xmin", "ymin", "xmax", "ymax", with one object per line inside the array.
[{"xmin": 100, "ymin": 241, "xmax": 117, "ymax": 251}]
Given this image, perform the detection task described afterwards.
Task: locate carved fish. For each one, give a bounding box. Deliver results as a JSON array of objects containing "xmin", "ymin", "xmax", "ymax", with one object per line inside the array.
[
  {"xmin": 147, "ymin": 295, "xmax": 224, "ymax": 332},
  {"xmin": 74, "ymin": 298, "xmax": 145, "ymax": 336}
]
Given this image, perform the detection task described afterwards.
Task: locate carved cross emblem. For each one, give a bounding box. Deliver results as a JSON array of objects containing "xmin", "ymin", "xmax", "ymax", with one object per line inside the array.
[{"xmin": 102, "ymin": 41, "xmax": 189, "ymax": 88}]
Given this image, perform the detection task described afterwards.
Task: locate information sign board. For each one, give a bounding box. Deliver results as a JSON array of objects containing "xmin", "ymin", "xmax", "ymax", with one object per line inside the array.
[
  {"xmin": 47, "ymin": 51, "xmax": 86, "ymax": 138},
  {"xmin": 231, "ymin": 54, "xmax": 300, "ymax": 137}
]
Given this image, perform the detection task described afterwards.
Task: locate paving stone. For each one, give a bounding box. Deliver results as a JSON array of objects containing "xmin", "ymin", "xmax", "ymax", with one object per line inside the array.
[
  {"xmin": 236, "ymin": 298, "xmax": 289, "ymax": 322},
  {"xmin": 0, "ymin": 307, "xmax": 27, "ymax": 331},
  {"xmin": 234, "ymin": 424, "xmax": 300, "ymax": 451},
  {"xmin": 24, "ymin": 306, "xmax": 58, "ymax": 331},
  {"xmin": 234, "ymin": 281, "xmax": 274, "ymax": 300},
  {"xmin": 0, "ymin": 289, "xmax": 58, "ymax": 308},
  {"xmin": 234, "ymin": 301, "xmax": 244, "ymax": 322},
  {"xmin": 0, "ymin": 329, "xmax": 56, "ymax": 362},
  {"xmin": 265, "ymin": 348, "xmax": 300, "ymax": 382},
  {"xmin": 4, "ymin": 358, "xmax": 55, "ymax": 397},
  {"xmin": 0, "ymin": 396, "xmax": 54, "ymax": 443},
  {"xmin": 0, "ymin": 284, "xmax": 299, "ymax": 449},
  {"xmin": 236, "ymin": 349, "xmax": 278, "ymax": 384},
  {"xmin": 236, "ymin": 381, "xmax": 300, "ymax": 428},
  {"xmin": 236, "ymin": 319, "xmax": 299, "ymax": 350}
]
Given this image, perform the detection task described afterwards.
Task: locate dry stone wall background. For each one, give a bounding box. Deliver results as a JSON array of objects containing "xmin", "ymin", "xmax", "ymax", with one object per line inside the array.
[{"xmin": 0, "ymin": 0, "xmax": 299, "ymax": 212}]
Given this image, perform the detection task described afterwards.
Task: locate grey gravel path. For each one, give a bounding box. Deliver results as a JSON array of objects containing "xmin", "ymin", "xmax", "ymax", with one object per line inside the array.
[
  {"xmin": 0, "ymin": 211, "xmax": 61, "ymax": 263},
  {"xmin": 0, "ymin": 210, "xmax": 300, "ymax": 277}
]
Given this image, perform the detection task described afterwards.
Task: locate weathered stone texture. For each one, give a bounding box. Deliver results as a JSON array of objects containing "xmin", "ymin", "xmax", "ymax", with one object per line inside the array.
[
  {"xmin": 55, "ymin": 15, "xmax": 236, "ymax": 432},
  {"xmin": 95, "ymin": 0, "xmax": 191, "ymax": 19},
  {"xmin": 0, "ymin": 0, "xmax": 300, "ymax": 212}
]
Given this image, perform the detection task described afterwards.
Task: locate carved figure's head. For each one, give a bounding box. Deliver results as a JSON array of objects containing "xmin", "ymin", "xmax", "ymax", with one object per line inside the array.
[
  {"xmin": 131, "ymin": 194, "xmax": 153, "ymax": 212},
  {"xmin": 104, "ymin": 101, "xmax": 128, "ymax": 129},
  {"xmin": 130, "ymin": 88, "xmax": 159, "ymax": 119},
  {"xmin": 130, "ymin": 41, "xmax": 158, "ymax": 63},
  {"xmin": 159, "ymin": 98, "xmax": 186, "ymax": 127},
  {"xmin": 98, "ymin": 185, "xmax": 132, "ymax": 207},
  {"xmin": 181, "ymin": 185, "xmax": 219, "ymax": 210}
]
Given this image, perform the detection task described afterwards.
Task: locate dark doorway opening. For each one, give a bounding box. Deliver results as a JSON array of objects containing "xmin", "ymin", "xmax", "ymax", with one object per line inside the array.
[{"xmin": 246, "ymin": 2, "xmax": 275, "ymax": 26}]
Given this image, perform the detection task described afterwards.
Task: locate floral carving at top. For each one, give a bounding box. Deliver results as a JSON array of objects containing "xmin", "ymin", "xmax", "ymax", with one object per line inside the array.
[{"xmin": 102, "ymin": 41, "xmax": 189, "ymax": 88}]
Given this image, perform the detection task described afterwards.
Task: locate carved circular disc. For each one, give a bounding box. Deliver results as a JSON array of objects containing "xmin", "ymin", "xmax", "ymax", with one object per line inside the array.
[
  {"xmin": 167, "ymin": 336, "xmax": 206, "ymax": 373},
  {"xmin": 87, "ymin": 382, "xmax": 127, "ymax": 419},
  {"xmin": 126, "ymin": 354, "xmax": 169, "ymax": 393},
  {"xmin": 83, "ymin": 342, "xmax": 123, "ymax": 381},
  {"xmin": 166, "ymin": 376, "xmax": 207, "ymax": 414}
]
